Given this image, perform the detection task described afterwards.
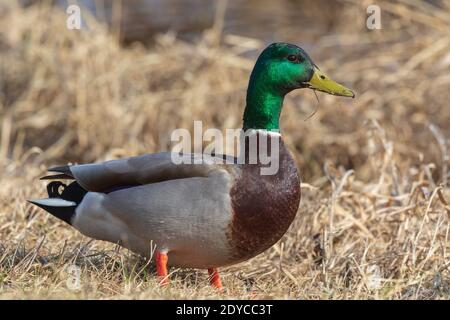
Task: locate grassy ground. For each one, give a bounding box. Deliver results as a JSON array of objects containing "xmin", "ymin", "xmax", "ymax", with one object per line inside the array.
[{"xmin": 0, "ymin": 1, "xmax": 449, "ymax": 299}]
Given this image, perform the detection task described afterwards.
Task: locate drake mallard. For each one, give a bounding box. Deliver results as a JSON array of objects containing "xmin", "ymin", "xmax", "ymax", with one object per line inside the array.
[{"xmin": 29, "ymin": 43, "xmax": 354, "ymax": 289}]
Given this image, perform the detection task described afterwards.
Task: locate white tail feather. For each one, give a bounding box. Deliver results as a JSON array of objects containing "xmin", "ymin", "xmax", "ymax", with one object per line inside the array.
[{"xmin": 28, "ymin": 198, "xmax": 76, "ymax": 207}]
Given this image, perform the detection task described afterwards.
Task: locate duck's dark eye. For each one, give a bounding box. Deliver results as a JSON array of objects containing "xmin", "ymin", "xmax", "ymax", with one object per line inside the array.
[{"xmin": 287, "ymin": 55, "xmax": 298, "ymax": 62}]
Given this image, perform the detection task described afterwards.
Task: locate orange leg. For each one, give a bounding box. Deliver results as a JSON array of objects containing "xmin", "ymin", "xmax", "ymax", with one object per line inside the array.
[
  {"xmin": 155, "ymin": 251, "xmax": 169, "ymax": 285},
  {"xmin": 208, "ymin": 268, "xmax": 223, "ymax": 290}
]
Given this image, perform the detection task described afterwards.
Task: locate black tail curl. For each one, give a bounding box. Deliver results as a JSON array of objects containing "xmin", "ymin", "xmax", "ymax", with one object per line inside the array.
[
  {"xmin": 29, "ymin": 181, "xmax": 88, "ymax": 225},
  {"xmin": 47, "ymin": 181, "xmax": 87, "ymax": 203}
]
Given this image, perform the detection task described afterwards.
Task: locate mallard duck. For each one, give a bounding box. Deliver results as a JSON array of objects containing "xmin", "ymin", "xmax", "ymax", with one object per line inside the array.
[{"xmin": 29, "ymin": 43, "xmax": 354, "ymax": 289}]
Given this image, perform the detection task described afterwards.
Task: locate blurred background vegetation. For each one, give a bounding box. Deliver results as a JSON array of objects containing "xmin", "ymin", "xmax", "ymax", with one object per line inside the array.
[{"xmin": 1, "ymin": 0, "xmax": 449, "ymax": 184}]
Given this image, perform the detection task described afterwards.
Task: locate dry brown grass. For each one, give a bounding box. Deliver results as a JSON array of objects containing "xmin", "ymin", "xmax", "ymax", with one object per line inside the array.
[{"xmin": 0, "ymin": 0, "xmax": 450, "ymax": 299}]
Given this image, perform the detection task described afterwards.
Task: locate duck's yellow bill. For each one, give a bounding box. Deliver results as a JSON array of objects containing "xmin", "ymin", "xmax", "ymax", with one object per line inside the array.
[{"xmin": 306, "ymin": 67, "xmax": 355, "ymax": 98}]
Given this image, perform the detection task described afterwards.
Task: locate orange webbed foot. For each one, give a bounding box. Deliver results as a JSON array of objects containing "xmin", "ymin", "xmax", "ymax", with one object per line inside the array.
[
  {"xmin": 208, "ymin": 267, "xmax": 223, "ymax": 291},
  {"xmin": 155, "ymin": 250, "xmax": 169, "ymax": 286}
]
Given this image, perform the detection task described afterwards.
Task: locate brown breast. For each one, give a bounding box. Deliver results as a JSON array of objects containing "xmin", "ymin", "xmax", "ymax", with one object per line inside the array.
[{"xmin": 227, "ymin": 133, "xmax": 301, "ymax": 261}]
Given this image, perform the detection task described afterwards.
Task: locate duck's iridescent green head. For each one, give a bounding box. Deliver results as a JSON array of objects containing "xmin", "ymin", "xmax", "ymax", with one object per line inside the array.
[{"xmin": 243, "ymin": 43, "xmax": 354, "ymax": 131}]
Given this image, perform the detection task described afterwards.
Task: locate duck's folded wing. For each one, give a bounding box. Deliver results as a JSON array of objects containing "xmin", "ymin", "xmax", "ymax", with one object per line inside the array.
[
  {"xmin": 47, "ymin": 152, "xmax": 232, "ymax": 192},
  {"xmin": 72, "ymin": 170, "xmax": 234, "ymax": 267}
]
